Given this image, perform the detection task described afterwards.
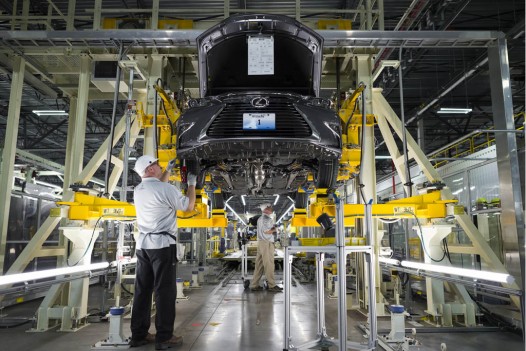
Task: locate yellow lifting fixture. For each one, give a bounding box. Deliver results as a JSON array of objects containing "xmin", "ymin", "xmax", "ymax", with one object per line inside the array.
[
  {"xmin": 291, "ymin": 190, "xmax": 457, "ymax": 227},
  {"xmin": 337, "ymin": 85, "xmax": 375, "ymax": 183},
  {"xmin": 136, "ymin": 84, "xmax": 181, "ymax": 180},
  {"xmin": 54, "ymin": 190, "xmax": 227, "ymax": 228}
]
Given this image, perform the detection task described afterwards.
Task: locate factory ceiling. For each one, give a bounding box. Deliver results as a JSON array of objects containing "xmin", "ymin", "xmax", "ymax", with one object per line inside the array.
[{"xmin": 0, "ymin": 0, "xmax": 523, "ymax": 219}]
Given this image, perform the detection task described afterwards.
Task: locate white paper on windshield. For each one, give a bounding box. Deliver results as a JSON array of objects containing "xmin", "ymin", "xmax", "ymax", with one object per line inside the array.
[{"xmin": 247, "ymin": 36, "xmax": 274, "ymax": 75}]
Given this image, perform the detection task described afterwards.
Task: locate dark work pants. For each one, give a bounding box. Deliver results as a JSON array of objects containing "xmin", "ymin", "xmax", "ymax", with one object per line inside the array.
[{"xmin": 131, "ymin": 245, "xmax": 177, "ymax": 343}]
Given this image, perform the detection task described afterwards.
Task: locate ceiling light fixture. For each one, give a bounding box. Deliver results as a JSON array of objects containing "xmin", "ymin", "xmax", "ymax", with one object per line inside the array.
[
  {"xmin": 436, "ymin": 107, "xmax": 472, "ymax": 114},
  {"xmin": 32, "ymin": 110, "xmax": 69, "ymax": 116},
  {"xmin": 273, "ymin": 195, "xmax": 280, "ymax": 205},
  {"xmin": 241, "ymin": 195, "xmax": 246, "ymax": 206},
  {"xmin": 276, "ymin": 203, "xmax": 295, "ymax": 224},
  {"xmin": 225, "ymin": 203, "xmax": 247, "ymax": 225},
  {"xmin": 0, "ymin": 262, "xmax": 109, "ymax": 286}
]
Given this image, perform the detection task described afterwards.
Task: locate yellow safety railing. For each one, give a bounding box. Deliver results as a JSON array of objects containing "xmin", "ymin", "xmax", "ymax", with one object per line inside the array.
[{"xmin": 430, "ymin": 112, "xmax": 524, "ymax": 168}]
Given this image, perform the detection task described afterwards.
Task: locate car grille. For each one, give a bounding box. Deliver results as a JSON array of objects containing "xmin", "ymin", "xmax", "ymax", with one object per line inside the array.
[{"xmin": 207, "ymin": 97, "xmax": 312, "ymax": 138}]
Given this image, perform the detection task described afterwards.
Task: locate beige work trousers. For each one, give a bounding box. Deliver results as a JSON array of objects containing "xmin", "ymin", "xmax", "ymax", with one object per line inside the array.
[{"xmin": 250, "ymin": 241, "xmax": 276, "ymax": 288}]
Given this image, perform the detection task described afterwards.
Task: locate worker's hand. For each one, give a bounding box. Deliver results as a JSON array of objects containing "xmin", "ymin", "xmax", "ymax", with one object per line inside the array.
[
  {"xmin": 166, "ymin": 158, "xmax": 177, "ymax": 172},
  {"xmin": 187, "ymin": 173, "xmax": 197, "ymax": 186}
]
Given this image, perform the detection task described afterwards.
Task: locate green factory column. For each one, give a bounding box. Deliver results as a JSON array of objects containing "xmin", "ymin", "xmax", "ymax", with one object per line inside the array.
[{"xmin": 0, "ymin": 56, "xmax": 25, "ymax": 274}]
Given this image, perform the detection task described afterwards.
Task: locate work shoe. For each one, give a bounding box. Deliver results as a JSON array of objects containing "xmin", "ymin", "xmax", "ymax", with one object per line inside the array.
[
  {"xmin": 250, "ymin": 286, "xmax": 263, "ymax": 291},
  {"xmin": 155, "ymin": 335, "xmax": 183, "ymax": 350},
  {"xmin": 268, "ymin": 285, "xmax": 283, "ymax": 292},
  {"xmin": 129, "ymin": 338, "xmax": 149, "ymax": 347},
  {"xmin": 129, "ymin": 332, "xmax": 155, "ymax": 347}
]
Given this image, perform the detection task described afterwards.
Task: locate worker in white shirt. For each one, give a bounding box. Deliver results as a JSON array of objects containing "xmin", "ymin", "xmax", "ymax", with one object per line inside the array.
[{"xmin": 130, "ymin": 155, "xmax": 196, "ymax": 350}]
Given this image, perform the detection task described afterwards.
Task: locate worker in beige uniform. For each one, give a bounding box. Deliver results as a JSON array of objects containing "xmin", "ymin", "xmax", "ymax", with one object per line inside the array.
[{"xmin": 250, "ymin": 203, "xmax": 283, "ymax": 292}]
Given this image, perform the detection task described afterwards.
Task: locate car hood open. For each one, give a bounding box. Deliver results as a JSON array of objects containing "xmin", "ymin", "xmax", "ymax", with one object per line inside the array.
[{"xmin": 197, "ymin": 14, "xmax": 323, "ymax": 98}]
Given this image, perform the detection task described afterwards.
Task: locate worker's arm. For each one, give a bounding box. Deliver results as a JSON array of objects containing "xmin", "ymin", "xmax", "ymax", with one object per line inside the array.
[
  {"xmin": 264, "ymin": 227, "xmax": 277, "ymax": 234},
  {"xmin": 185, "ymin": 173, "xmax": 197, "ymax": 211},
  {"xmin": 161, "ymin": 159, "xmax": 177, "ymax": 182},
  {"xmin": 263, "ymin": 221, "xmax": 277, "ymax": 234},
  {"xmin": 160, "ymin": 170, "xmax": 170, "ymax": 182}
]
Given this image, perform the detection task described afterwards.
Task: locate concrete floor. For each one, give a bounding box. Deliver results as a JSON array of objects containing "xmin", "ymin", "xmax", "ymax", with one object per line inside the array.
[{"xmin": 0, "ymin": 263, "xmax": 524, "ymax": 351}]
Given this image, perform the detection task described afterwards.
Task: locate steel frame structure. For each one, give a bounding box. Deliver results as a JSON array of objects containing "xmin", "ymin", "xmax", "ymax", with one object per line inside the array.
[
  {"xmin": 284, "ymin": 201, "xmax": 377, "ymax": 351},
  {"xmin": 0, "ymin": 27, "xmax": 520, "ymax": 335}
]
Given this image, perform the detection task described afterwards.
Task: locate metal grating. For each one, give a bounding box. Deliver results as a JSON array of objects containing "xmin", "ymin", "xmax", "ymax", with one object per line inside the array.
[{"xmin": 207, "ymin": 97, "xmax": 311, "ymax": 138}]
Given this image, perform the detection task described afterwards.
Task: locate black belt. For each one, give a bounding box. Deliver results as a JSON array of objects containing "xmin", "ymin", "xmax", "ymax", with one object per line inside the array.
[
  {"xmin": 145, "ymin": 231, "xmax": 179, "ymax": 262},
  {"xmin": 146, "ymin": 231, "xmax": 177, "ymax": 242}
]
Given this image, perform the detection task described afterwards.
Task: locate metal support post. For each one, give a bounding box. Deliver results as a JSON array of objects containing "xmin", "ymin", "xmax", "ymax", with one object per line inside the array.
[
  {"xmin": 316, "ymin": 252, "xmax": 328, "ymax": 340},
  {"xmin": 63, "ymin": 54, "xmax": 90, "ymax": 189},
  {"xmin": 114, "ymin": 66, "xmax": 135, "ymax": 306},
  {"xmin": 104, "ymin": 44, "xmax": 123, "ymax": 195},
  {"xmin": 0, "ymin": 56, "xmax": 25, "ymax": 274},
  {"xmin": 151, "ymin": 0, "xmax": 160, "ymax": 29},
  {"xmin": 143, "ymin": 56, "xmax": 165, "ymax": 156},
  {"xmin": 336, "ymin": 199, "xmax": 348, "ymax": 351},
  {"xmin": 364, "ymin": 203, "xmax": 378, "ymax": 349},
  {"xmin": 66, "ymin": 0, "xmax": 76, "ymax": 30},
  {"xmin": 488, "ymin": 38, "xmax": 524, "ymax": 290},
  {"xmin": 284, "ymin": 247, "xmax": 293, "ymax": 351}
]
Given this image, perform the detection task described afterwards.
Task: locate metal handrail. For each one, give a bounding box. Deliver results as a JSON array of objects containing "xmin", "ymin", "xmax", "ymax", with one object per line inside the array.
[{"xmin": 429, "ymin": 112, "xmax": 524, "ymax": 168}]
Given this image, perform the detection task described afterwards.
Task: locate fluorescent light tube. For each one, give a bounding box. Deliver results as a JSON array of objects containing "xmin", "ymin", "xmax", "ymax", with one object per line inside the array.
[
  {"xmin": 241, "ymin": 195, "xmax": 246, "ymax": 206},
  {"xmin": 277, "ymin": 204, "xmax": 295, "ymax": 224},
  {"xmin": 437, "ymin": 108, "xmax": 472, "ymax": 114},
  {"xmin": 378, "ymin": 257, "xmax": 401, "ymax": 266},
  {"xmin": 32, "ymin": 110, "xmax": 69, "ymax": 116},
  {"xmin": 0, "ymin": 262, "xmax": 110, "ymax": 286},
  {"xmin": 273, "ymin": 195, "xmax": 280, "ymax": 205},
  {"xmin": 225, "ymin": 203, "xmax": 247, "ymax": 225},
  {"xmin": 401, "ymin": 260, "xmax": 514, "ymax": 284}
]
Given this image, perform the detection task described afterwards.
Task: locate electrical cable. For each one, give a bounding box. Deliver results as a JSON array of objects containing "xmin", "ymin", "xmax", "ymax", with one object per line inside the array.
[
  {"xmin": 67, "ymin": 216, "xmax": 104, "ymax": 267},
  {"xmin": 120, "ymin": 282, "xmax": 134, "ymax": 296},
  {"xmin": 357, "ymin": 84, "xmax": 367, "ymax": 203},
  {"xmin": 465, "ymin": 289, "xmax": 520, "ymax": 333},
  {"xmin": 442, "ymin": 238, "xmax": 452, "ymax": 263},
  {"xmin": 161, "ymin": 100, "xmax": 175, "ymax": 136},
  {"xmin": 404, "ymin": 210, "xmax": 446, "ymax": 262},
  {"xmin": 66, "ymin": 215, "xmax": 136, "ymax": 267},
  {"xmin": 153, "ymin": 78, "xmax": 163, "ymax": 158},
  {"xmin": 343, "ymin": 82, "xmax": 365, "ymax": 132},
  {"xmin": 103, "ymin": 43, "xmax": 124, "ymax": 197}
]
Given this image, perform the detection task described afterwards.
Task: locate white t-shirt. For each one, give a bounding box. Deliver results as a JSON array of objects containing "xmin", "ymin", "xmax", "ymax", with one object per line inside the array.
[{"xmin": 133, "ymin": 177, "xmax": 189, "ymax": 250}]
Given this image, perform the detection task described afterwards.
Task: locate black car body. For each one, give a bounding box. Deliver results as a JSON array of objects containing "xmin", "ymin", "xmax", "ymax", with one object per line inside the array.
[{"xmin": 176, "ymin": 14, "xmax": 342, "ymax": 196}]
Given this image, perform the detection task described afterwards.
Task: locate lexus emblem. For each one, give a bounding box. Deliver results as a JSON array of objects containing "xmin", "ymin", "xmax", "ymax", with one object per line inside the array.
[{"xmin": 251, "ymin": 97, "xmax": 269, "ymax": 108}]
